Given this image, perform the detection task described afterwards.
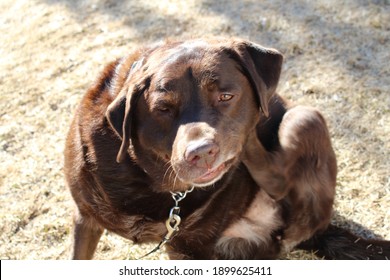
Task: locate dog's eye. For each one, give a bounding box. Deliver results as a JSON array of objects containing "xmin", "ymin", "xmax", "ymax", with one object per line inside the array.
[
  {"xmin": 218, "ymin": 93, "xmax": 234, "ymax": 102},
  {"xmin": 157, "ymin": 107, "xmax": 170, "ymax": 113},
  {"xmin": 155, "ymin": 104, "xmax": 174, "ymax": 117}
]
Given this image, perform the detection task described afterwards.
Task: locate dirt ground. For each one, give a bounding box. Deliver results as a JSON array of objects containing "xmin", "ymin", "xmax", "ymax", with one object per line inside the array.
[{"xmin": 0, "ymin": 0, "xmax": 389, "ymax": 260}]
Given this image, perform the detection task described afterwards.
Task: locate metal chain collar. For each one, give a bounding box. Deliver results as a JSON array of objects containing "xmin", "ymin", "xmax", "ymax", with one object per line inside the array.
[{"xmin": 137, "ymin": 186, "xmax": 195, "ymax": 259}]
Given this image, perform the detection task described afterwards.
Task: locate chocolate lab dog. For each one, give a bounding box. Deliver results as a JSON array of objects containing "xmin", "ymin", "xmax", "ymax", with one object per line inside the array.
[{"xmin": 64, "ymin": 38, "xmax": 389, "ymax": 259}]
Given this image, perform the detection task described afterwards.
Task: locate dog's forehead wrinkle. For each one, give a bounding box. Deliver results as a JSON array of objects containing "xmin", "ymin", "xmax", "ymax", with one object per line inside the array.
[
  {"xmin": 150, "ymin": 45, "xmax": 230, "ymax": 92},
  {"xmin": 155, "ymin": 77, "xmax": 177, "ymax": 92},
  {"xmin": 156, "ymin": 67, "xmax": 195, "ymax": 88}
]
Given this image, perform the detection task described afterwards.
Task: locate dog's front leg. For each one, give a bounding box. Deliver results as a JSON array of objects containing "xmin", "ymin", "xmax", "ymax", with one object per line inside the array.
[
  {"xmin": 242, "ymin": 130, "xmax": 288, "ymax": 200},
  {"xmin": 72, "ymin": 209, "xmax": 104, "ymax": 260}
]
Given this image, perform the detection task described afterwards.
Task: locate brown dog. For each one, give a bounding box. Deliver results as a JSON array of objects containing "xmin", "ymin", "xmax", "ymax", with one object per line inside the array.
[{"xmin": 64, "ymin": 38, "xmax": 389, "ymax": 259}]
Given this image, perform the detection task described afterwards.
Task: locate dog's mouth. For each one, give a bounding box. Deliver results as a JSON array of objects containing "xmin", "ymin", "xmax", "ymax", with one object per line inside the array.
[{"xmin": 191, "ymin": 158, "xmax": 235, "ymax": 187}]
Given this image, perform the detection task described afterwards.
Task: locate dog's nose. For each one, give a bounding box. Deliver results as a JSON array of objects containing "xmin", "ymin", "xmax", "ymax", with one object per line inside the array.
[{"xmin": 184, "ymin": 140, "xmax": 219, "ymax": 168}]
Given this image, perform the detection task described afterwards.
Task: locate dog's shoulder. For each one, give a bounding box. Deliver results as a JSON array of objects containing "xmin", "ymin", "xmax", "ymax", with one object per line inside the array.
[
  {"xmin": 78, "ymin": 50, "xmax": 144, "ymax": 120},
  {"xmin": 64, "ymin": 48, "xmax": 151, "ymax": 201}
]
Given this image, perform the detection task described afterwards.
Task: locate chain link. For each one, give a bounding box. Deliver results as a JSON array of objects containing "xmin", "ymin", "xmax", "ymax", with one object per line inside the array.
[
  {"xmin": 136, "ymin": 186, "xmax": 195, "ymax": 259},
  {"xmin": 162, "ymin": 186, "xmax": 195, "ymax": 243},
  {"xmin": 170, "ymin": 185, "xmax": 195, "ymax": 206}
]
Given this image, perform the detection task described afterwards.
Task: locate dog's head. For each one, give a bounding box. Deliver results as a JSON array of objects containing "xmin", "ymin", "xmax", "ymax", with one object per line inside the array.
[{"xmin": 106, "ymin": 38, "xmax": 283, "ymax": 192}]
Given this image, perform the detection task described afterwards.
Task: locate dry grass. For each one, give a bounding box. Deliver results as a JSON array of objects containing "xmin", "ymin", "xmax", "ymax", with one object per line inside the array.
[{"xmin": 0, "ymin": 0, "xmax": 388, "ymax": 260}]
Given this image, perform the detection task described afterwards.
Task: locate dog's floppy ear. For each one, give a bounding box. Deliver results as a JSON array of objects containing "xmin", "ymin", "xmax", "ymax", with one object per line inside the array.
[
  {"xmin": 231, "ymin": 40, "xmax": 283, "ymax": 117},
  {"xmin": 106, "ymin": 59, "xmax": 144, "ymax": 163}
]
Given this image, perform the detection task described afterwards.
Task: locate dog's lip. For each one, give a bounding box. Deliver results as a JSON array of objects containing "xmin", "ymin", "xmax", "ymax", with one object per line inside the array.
[
  {"xmin": 195, "ymin": 163, "xmax": 226, "ymax": 184},
  {"xmin": 192, "ymin": 159, "xmax": 232, "ymax": 185}
]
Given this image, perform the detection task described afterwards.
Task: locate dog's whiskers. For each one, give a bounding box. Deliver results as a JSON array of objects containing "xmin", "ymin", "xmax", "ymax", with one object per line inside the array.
[
  {"xmin": 162, "ymin": 161, "xmax": 179, "ymax": 191},
  {"xmin": 162, "ymin": 161, "xmax": 173, "ymax": 182},
  {"xmin": 168, "ymin": 167, "xmax": 177, "ymax": 186},
  {"xmin": 172, "ymin": 167, "xmax": 180, "ymax": 191}
]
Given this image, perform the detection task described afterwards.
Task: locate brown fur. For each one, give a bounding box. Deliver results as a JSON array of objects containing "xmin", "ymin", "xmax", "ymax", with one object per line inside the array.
[{"xmin": 64, "ymin": 38, "xmax": 390, "ymax": 259}]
